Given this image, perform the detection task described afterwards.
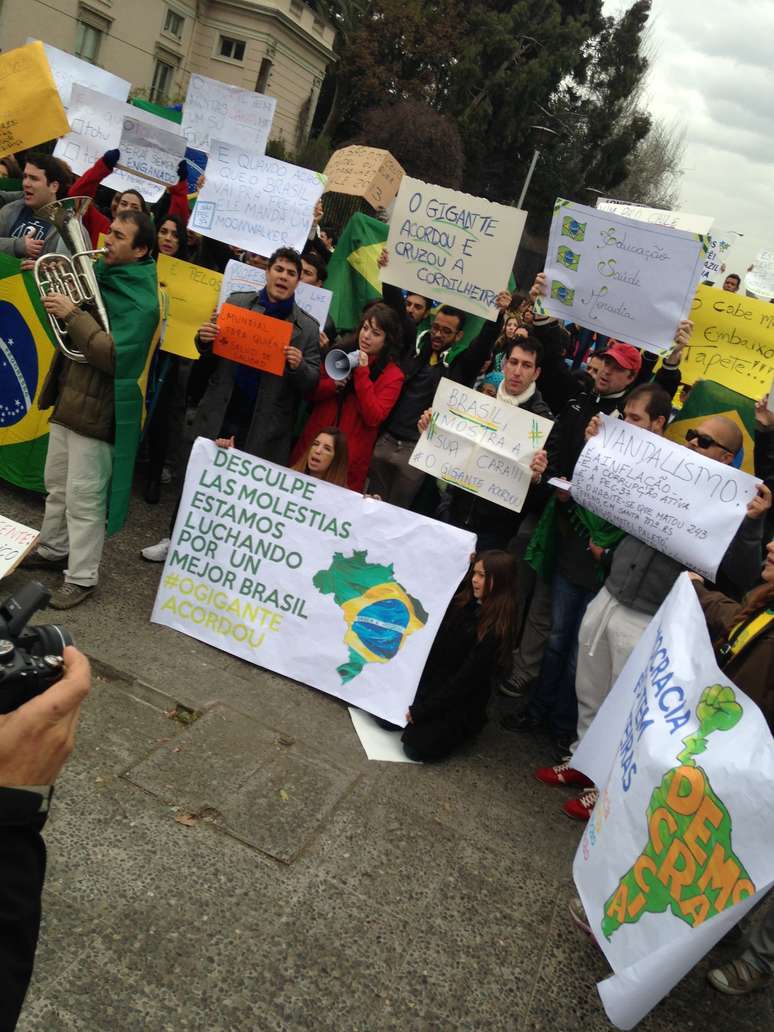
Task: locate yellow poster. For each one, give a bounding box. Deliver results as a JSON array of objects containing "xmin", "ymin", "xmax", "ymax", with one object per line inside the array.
[
  {"xmin": 156, "ymin": 255, "xmax": 222, "ymax": 360},
  {"xmin": 0, "ymin": 42, "xmax": 69, "ymax": 156},
  {"xmin": 682, "ymin": 284, "xmax": 774, "ymax": 400}
]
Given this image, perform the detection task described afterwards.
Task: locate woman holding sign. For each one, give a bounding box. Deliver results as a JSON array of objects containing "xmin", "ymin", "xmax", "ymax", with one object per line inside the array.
[{"xmin": 291, "ymin": 303, "xmax": 405, "ymax": 492}]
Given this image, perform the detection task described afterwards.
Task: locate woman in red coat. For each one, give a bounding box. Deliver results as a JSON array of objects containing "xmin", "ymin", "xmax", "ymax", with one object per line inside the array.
[{"xmin": 292, "ymin": 303, "xmax": 405, "ymax": 491}]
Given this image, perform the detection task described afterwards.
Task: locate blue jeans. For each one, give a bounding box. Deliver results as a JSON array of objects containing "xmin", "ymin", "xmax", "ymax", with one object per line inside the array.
[{"xmin": 527, "ymin": 572, "xmax": 595, "ymax": 737}]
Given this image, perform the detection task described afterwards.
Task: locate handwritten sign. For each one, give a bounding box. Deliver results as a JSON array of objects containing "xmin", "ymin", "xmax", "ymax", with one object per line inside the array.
[
  {"xmin": 218, "ymin": 259, "xmax": 331, "ymax": 331},
  {"xmin": 597, "ymin": 198, "xmax": 713, "ymax": 235},
  {"xmin": 157, "ymin": 256, "xmax": 223, "ymax": 360},
  {"xmin": 119, "ymin": 114, "xmax": 186, "ymax": 186},
  {"xmin": 382, "ymin": 177, "xmax": 527, "ymax": 321},
  {"xmin": 408, "ymin": 378, "xmax": 553, "ymax": 513},
  {"xmin": 745, "ymin": 250, "xmax": 774, "ymax": 299},
  {"xmin": 181, "ymin": 74, "xmax": 276, "ymax": 154},
  {"xmin": 542, "ymin": 199, "xmax": 706, "ymax": 353},
  {"xmin": 680, "ymin": 284, "xmax": 774, "ymax": 399},
  {"xmin": 571, "ymin": 414, "xmax": 760, "ymax": 580},
  {"xmin": 28, "ymin": 39, "xmax": 130, "ymax": 109},
  {"xmin": 0, "ymin": 42, "xmax": 69, "ymax": 155},
  {"xmin": 189, "ymin": 141, "xmax": 324, "ymax": 256},
  {"xmin": 323, "ymin": 146, "xmax": 405, "ymax": 210},
  {"xmin": 0, "ymin": 515, "xmax": 38, "ymax": 578},
  {"xmin": 55, "ymin": 85, "xmax": 185, "ymax": 202},
  {"xmin": 214, "ymin": 303, "xmax": 291, "ymax": 375},
  {"xmin": 700, "ymin": 229, "xmax": 741, "ymax": 282}
]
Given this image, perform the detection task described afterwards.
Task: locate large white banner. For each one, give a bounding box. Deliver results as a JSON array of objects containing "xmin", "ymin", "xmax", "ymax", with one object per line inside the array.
[
  {"xmin": 30, "ymin": 39, "xmax": 130, "ymax": 108},
  {"xmin": 181, "ymin": 73, "xmax": 276, "ymax": 155},
  {"xmin": 409, "ymin": 378, "xmax": 553, "ymax": 512},
  {"xmin": 382, "ymin": 176, "xmax": 527, "ymax": 321},
  {"xmin": 573, "ymin": 574, "xmax": 774, "ymax": 1029},
  {"xmin": 189, "ymin": 142, "xmax": 325, "ymax": 256},
  {"xmin": 55, "ymin": 85, "xmax": 186, "ymax": 202},
  {"xmin": 541, "ymin": 199, "xmax": 706, "ymax": 353},
  {"xmin": 151, "ymin": 439, "xmax": 476, "ymax": 724},
  {"xmin": 597, "ymin": 198, "xmax": 713, "ymax": 236},
  {"xmin": 571, "ymin": 415, "xmax": 760, "ymax": 581},
  {"xmin": 218, "ymin": 258, "xmax": 332, "ymax": 331}
]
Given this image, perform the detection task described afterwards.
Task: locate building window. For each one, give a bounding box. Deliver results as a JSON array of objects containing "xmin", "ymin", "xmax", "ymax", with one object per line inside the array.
[
  {"xmin": 150, "ymin": 59, "xmax": 175, "ymax": 103},
  {"xmin": 218, "ymin": 36, "xmax": 246, "ymax": 62},
  {"xmin": 74, "ymin": 20, "xmax": 102, "ymax": 63},
  {"xmin": 163, "ymin": 8, "xmax": 184, "ymax": 39},
  {"xmin": 313, "ymin": 16, "xmax": 324, "ymax": 33},
  {"xmin": 290, "ymin": 0, "xmax": 303, "ymax": 15},
  {"xmin": 255, "ymin": 58, "xmax": 272, "ymax": 94}
]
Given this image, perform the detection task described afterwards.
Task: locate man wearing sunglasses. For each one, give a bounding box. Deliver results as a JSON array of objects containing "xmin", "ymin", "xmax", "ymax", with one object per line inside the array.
[{"xmin": 685, "ymin": 418, "xmax": 742, "ymax": 462}]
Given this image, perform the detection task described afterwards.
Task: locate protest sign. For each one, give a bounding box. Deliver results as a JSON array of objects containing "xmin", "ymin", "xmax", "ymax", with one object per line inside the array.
[
  {"xmin": 699, "ymin": 229, "xmax": 741, "ymax": 283},
  {"xmin": 28, "ymin": 39, "xmax": 130, "ymax": 109},
  {"xmin": 189, "ymin": 142, "xmax": 325, "ymax": 256},
  {"xmin": 152, "ymin": 438, "xmax": 475, "ymax": 724},
  {"xmin": 382, "ymin": 176, "xmax": 526, "ymax": 321},
  {"xmin": 0, "ymin": 42, "xmax": 69, "ymax": 155},
  {"xmin": 597, "ymin": 198, "xmax": 713, "ymax": 236},
  {"xmin": 213, "ymin": 304, "xmax": 291, "ymax": 375},
  {"xmin": 55, "ymin": 85, "xmax": 185, "ymax": 202},
  {"xmin": 572, "ymin": 574, "xmax": 774, "ymax": 1030},
  {"xmin": 323, "ymin": 146, "xmax": 405, "ymax": 210},
  {"xmin": 0, "ymin": 515, "xmax": 38, "ymax": 578},
  {"xmin": 118, "ymin": 113, "xmax": 187, "ymax": 186},
  {"xmin": 181, "ymin": 74, "xmax": 276, "ymax": 154},
  {"xmin": 157, "ymin": 256, "xmax": 223, "ymax": 360},
  {"xmin": 218, "ymin": 259, "xmax": 331, "ymax": 331},
  {"xmin": 571, "ymin": 414, "xmax": 760, "ymax": 581},
  {"xmin": 680, "ymin": 284, "xmax": 774, "ymax": 399},
  {"xmin": 542, "ymin": 199, "xmax": 707, "ymax": 353},
  {"xmin": 409, "ymin": 378, "xmax": 553, "ymax": 512},
  {"xmin": 745, "ymin": 249, "xmax": 774, "ymax": 299}
]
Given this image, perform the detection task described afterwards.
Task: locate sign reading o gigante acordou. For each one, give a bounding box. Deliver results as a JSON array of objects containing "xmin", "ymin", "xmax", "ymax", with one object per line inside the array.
[{"xmin": 152, "ymin": 439, "xmax": 475, "ymax": 725}]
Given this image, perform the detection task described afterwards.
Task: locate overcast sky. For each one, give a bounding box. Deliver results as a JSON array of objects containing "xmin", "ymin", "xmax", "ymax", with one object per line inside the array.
[{"xmin": 602, "ymin": 0, "xmax": 774, "ymax": 276}]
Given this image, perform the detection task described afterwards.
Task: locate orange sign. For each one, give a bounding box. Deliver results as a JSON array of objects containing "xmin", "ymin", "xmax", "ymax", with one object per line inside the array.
[{"xmin": 213, "ymin": 303, "xmax": 292, "ymax": 375}]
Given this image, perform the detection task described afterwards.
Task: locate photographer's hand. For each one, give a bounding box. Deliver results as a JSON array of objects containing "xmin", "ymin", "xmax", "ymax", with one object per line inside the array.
[{"xmin": 0, "ymin": 647, "xmax": 90, "ymax": 786}]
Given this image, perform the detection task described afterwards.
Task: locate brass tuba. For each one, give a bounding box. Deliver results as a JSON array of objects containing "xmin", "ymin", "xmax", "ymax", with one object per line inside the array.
[{"xmin": 33, "ymin": 197, "xmax": 110, "ymax": 364}]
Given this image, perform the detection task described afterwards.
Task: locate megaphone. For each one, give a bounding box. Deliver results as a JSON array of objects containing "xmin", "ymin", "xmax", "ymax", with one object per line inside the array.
[{"xmin": 325, "ymin": 348, "xmax": 360, "ymax": 381}]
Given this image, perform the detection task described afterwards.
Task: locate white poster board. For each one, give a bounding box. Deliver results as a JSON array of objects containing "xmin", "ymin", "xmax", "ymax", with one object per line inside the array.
[
  {"xmin": 118, "ymin": 113, "xmax": 186, "ymax": 186},
  {"xmin": 382, "ymin": 176, "xmax": 527, "ymax": 321},
  {"xmin": 699, "ymin": 229, "xmax": 741, "ymax": 283},
  {"xmin": 573, "ymin": 574, "xmax": 774, "ymax": 1030},
  {"xmin": 55, "ymin": 85, "xmax": 185, "ymax": 202},
  {"xmin": 151, "ymin": 438, "xmax": 476, "ymax": 725},
  {"xmin": 571, "ymin": 415, "xmax": 760, "ymax": 581},
  {"xmin": 597, "ymin": 199, "xmax": 713, "ymax": 236},
  {"xmin": 408, "ymin": 378, "xmax": 553, "ymax": 513},
  {"xmin": 29, "ymin": 39, "xmax": 130, "ymax": 109},
  {"xmin": 218, "ymin": 258, "xmax": 331, "ymax": 331},
  {"xmin": 189, "ymin": 142, "xmax": 325, "ymax": 257},
  {"xmin": 0, "ymin": 516, "xmax": 38, "ymax": 578},
  {"xmin": 541, "ymin": 199, "xmax": 706, "ymax": 353},
  {"xmin": 181, "ymin": 74, "xmax": 276, "ymax": 154},
  {"xmin": 745, "ymin": 250, "xmax": 774, "ymax": 299}
]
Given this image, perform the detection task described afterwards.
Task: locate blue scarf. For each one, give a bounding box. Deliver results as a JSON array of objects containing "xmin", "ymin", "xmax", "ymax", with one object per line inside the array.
[{"xmin": 233, "ymin": 287, "xmax": 295, "ymax": 400}]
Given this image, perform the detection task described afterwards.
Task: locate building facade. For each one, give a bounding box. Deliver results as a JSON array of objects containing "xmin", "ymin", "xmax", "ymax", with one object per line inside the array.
[{"xmin": 0, "ymin": 0, "xmax": 336, "ymax": 148}]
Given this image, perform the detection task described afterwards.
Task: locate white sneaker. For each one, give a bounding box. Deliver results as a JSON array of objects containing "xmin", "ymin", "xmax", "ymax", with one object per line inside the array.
[{"xmin": 141, "ymin": 537, "xmax": 170, "ymax": 562}]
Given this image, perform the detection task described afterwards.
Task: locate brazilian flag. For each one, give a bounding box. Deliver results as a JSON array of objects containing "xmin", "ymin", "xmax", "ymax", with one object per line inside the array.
[
  {"xmin": 326, "ymin": 212, "xmax": 515, "ymax": 359},
  {"xmin": 0, "ymin": 253, "xmax": 57, "ymax": 492},
  {"xmin": 667, "ymin": 379, "xmax": 756, "ymax": 474}
]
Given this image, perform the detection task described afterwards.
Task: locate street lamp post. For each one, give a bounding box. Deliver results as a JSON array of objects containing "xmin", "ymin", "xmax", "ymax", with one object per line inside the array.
[{"xmin": 517, "ymin": 125, "xmax": 558, "ymax": 209}]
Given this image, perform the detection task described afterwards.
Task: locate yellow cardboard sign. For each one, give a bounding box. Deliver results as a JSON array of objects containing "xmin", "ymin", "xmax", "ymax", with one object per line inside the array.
[
  {"xmin": 682, "ymin": 285, "xmax": 774, "ymax": 400},
  {"xmin": 0, "ymin": 42, "xmax": 69, "ymax": 156},
  {"xmin": 156, "ymin": 255, "xmax": 223, "ymax": 360}
]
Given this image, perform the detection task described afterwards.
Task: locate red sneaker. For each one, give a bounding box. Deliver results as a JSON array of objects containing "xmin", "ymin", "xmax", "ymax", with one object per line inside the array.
[
  {"xmin": 534, "ymin": 760, "xmax": 593, "ymax": 788},
  {"xmin": 563, "ymin": 788, "xmax": 600, "ymax": 821}
]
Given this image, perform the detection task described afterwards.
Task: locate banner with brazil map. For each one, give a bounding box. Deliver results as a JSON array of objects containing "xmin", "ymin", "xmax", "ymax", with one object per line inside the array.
[
  {"xmin": 572, "ymin": 574, "xmax": 774, "ymax": 1030},
  {"xmin": 152, "ymin": 438, "xmax": 475, "ymax": 725},
  {"xmin": 0, "ymin": 254, "xmax": 57, "ymax": 491}
]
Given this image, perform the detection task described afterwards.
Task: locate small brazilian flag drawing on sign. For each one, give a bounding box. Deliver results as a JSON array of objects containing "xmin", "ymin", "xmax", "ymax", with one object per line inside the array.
[
  {"xmin": 561, "ymin": 216, "xmax": 586, "ymax": 241},
  {"xmin": 551, "ymin": 281, "xmax": 575, "ymax": 305},
  {"xmin": 557, "ymin": 245, "xmax": 580, "ymax": 271}
]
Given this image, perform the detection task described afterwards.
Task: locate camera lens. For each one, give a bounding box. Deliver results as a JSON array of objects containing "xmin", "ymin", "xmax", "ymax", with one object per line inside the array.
[{"xmin": 25, "ymin": 624, "xmax": 74, "ymax": 657}]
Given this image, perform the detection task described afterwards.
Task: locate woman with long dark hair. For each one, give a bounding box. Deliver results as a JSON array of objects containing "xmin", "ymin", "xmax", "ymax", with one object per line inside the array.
[
  {"xmin": 402, "ymin": 550, "xmax": 519, "ymax": 762},
  {"xmin": 290, "ymin": 302, "xmax": 404, "ymax": 492},
  {"xmin": 291, "ymin": 426, "xmax": 349, "ymax": 487},
  {"xmin": 154, "ymin": 214, "xmax": 189, "ymax": 260}
]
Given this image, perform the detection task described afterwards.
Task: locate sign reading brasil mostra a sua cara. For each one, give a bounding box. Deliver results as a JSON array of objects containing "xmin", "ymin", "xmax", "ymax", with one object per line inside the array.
[{"xmin": 152, "ymin": 439, "xmax": 475, "ymax": 726}]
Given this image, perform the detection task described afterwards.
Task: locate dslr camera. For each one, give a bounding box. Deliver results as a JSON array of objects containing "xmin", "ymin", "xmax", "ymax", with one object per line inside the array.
[{"xmin": 0, "ymin": 581, "xmax": 74, "ymax": 715}]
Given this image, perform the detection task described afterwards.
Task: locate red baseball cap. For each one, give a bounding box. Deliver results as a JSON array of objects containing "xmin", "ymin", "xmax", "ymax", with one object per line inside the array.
[{"xmin": 598, "ymin": 340, "xmax": 642, "ymax": 373}]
